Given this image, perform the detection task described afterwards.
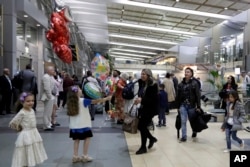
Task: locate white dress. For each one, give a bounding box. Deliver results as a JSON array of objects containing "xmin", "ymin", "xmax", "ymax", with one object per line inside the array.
[{"xmin": 9, "ymin": 108, "xmax": 48, "ymax": 167}]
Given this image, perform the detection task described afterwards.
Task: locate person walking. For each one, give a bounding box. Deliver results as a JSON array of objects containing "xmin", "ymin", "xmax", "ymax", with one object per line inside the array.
[
  {"xmin": 221, "ymin": 90, "xmax": 246, "ymax": 153},
  {"xmin": 134, "ymin": 69, "xmax": 159, "ymax": 154},
  {"xmin": 176, "ymin": 67, "xmax": 201, "ymax": 142}
]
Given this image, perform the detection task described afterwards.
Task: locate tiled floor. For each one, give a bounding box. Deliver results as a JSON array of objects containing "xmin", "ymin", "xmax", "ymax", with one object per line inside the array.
[{"xmin": 0, "ymin": 102, "xmax": 249, "ymax": 167}]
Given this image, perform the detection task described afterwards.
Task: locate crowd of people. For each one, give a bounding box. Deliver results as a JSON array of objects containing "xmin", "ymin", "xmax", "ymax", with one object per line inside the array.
[{"xmin": 0, "ymin": 65, "xmax": 249, "ymax": 166}]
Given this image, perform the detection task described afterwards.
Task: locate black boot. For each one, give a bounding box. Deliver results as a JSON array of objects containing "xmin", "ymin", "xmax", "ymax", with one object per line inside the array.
[
  {"xmin": 136, "ymin": 147, "xmax": 147, "ymax": 155},
  {"xmin": 148, "ymin": 137, "xmax": 157, "ymax": 149}
]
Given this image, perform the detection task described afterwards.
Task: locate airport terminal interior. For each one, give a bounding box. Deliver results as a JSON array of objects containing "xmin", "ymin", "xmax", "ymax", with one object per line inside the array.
[{"xmin": 1, "ymin": 0, "xmax": 250, "ymax": 167}]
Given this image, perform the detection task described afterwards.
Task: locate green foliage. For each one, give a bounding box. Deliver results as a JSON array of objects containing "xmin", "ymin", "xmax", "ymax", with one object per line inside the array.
[{"xmin": 206, "ymin": 70, "xmax": 223, "ymax": 91}]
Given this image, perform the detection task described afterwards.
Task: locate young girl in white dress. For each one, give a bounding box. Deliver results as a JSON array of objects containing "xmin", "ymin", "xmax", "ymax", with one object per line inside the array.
[
  {"xmin": 67, "ymin": 85, "xmax": 111, "ymax": 163},
  {"xmin": 9, "ymin": 92, "xmax": 47, "ymax": 167}
]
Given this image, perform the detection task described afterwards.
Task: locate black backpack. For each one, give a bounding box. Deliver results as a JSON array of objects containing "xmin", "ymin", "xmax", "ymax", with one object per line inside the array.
[{"xmin": 122, "ymin": 81, "xmax": 138, "ymax": 100}]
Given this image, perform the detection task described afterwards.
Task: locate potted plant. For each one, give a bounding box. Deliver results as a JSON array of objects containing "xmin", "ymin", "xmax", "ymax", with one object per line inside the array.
[
  {"xmin": 206, "ymin": 70, "xmax": 223, "ymax": 92},
  {"xmin": 206, "ymin": 70, "xmax": 224, "ymax": 109}
]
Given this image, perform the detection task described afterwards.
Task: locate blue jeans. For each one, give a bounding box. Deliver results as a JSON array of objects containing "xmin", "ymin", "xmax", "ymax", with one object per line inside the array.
[
  {"xmin": 180, "ymin": 104, "xmax": 196, "ymax": 139},
  {"xmin": 158, "ymin": 107, "xmax": 166, "ymax": 125},
  {"xmin": 225, "ymin": 127, "xmax": 243, "ymax": 149}
]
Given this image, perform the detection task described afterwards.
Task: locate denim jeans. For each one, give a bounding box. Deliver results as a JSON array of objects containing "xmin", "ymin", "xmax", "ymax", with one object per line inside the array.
[
  {"xmin": 225, "ymin": 127, "xmax": 242, "ymax": 149},
  {"xmin": 180, "ymin": 104, "xmax": 196, "ymax": 139},
  {"xmin": 158, "ymin": 107, "xmax": 166, "ymax": 125}
]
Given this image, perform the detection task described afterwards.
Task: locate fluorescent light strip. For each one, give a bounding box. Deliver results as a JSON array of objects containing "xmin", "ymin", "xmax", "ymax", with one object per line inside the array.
[
  {"xmin": 117, "ymin": 1, "xmax": 231, "ymax": 19},
  {"xmin": 109, "ymin": 34, "xmax": 178, "ymax": 45},
  {"xmin": 115, "ymin": 58, "xmax": 138, "ymax": 61},
  {"xmin": 110, "ymin": 55, "xmax": 145, "ymax": 60},
  {"xmin": 109, "ymin": 52, "xmax": 152, "ymax": 58},
  {"xmin": 109, "ymin": 42, "xmax": 168, "ymax": 51},
  {"xmin": 109, "ymin": 22, "xmax": 197, "ymax": 36},
  {"xmin": 109, "ymin": 48, "xmax": 156, "ymax": 55}
]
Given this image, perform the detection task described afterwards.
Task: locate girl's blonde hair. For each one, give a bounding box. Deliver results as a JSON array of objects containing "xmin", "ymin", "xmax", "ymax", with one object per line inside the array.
[{"xmin": 67, "ymin": 86, "xmax": 79, "ymax": 116}]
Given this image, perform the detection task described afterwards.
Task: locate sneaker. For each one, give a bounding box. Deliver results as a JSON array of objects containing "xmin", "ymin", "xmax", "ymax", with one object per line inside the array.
[
  {"xmin": 156, "ymin": 124, "xmax": 161, "ymax": 127},
  {"xmin": 72, "ymin": 156, "xmax": 81, "ymax": 163},
  {"xmin": 240, "ymin": 140, "xmax": 245, "ymax": 149},
  {"xmin": 179, "ymin": 138, "xmax": 187, "ymax": 143},
  {"xmin": 162, "ymin": 124, "xmax": 166, "ymax": 127},
  {"xmin": 223, "ymin": 149, "xmax": 230, "ymax": 153},
  {"xmin": 81, "ymin": 155, "xmax": 93, "ymax": 162}
]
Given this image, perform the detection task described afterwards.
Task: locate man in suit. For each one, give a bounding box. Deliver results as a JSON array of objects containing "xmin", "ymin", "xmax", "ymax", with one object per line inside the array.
[
  {"xmin": 40, "ymin": 66, "xmax": 55, "ymax": 131},
  {"xmin": 20, "ymin": 64, "xmax": 38, "ymax": 111},
  {"xmin": 0, "ymin": 68, "xmax": 12, "ymax": 115}
]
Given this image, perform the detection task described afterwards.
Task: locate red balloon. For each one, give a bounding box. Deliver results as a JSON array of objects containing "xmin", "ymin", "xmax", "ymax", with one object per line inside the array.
[
  {"xmin": 46, "ymin": 29, "xmax": 56, "ymax": 42},
  {"xmin": 57, "ymin": 36, "xmax": 69, "ymax": 45},
  {"xmin": 54, "ymin": 44, "xmax": 72, "ymax": 64},
  {"xmin": 46, "ymin": 11, "xmax": 71, "ymax": 63},
  {"xmin": 51, "ymin": 12, "xmax": 63, "ymax": 22}
]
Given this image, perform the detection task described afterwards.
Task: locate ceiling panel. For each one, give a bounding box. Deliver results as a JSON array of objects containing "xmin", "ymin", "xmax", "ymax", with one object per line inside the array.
[
  {"xmin": 174, "ymin": 2, "xmax": 200, "ymax": 10},
  {"xmin": 65, "ymin": 0, "xmax": 250, "ymax": 62}
]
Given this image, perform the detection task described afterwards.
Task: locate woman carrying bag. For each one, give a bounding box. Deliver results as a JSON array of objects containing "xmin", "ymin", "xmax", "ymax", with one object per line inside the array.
[{"xmin": 134, "ymin": 69, "xmax": 159, "ymax": 155}]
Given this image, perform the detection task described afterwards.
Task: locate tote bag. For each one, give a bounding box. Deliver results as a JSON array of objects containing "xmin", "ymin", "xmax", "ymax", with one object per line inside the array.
[{"xmin": 122, "ymin": 105, "xmax": 139, "ymax": 134}]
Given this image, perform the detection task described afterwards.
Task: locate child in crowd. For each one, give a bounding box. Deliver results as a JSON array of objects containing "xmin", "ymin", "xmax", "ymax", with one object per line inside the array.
[
  {"xmin": 67, "ymin": 85, "xmax": 111, "ymax": 163},
  {"xmin": 156, "ymin": 84, "xmax": 168, "ymax": 127},
  {"xmin": 9, "ymin": 92, "xmax": 48, "ymax": 167},
  {"xmin": 221, "ymin": 90, "xmax": 246, "ymax": 153}
]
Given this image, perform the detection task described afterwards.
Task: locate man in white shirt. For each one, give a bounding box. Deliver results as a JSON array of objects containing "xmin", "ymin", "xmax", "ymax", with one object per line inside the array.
[{"xmin": 40, "ymin": 66, "xmax": 55, "ymax": 131}]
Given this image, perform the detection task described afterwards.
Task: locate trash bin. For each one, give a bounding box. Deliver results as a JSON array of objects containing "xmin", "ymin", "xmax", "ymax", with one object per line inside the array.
[{"xmin": 247, "ymin": 84, "xmax": 250, "ymax": 97}]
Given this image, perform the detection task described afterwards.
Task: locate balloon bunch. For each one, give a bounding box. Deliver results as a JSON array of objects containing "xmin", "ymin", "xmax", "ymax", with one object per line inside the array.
[{"xmin": 46, "ymin": 6, "xmax": 72, "ymax": 64}]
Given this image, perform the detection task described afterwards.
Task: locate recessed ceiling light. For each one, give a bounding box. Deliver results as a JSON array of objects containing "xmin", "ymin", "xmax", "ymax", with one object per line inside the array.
[
  {"xmin": 36, "ymin": 24, "xmax": 40, "ymax": 27},
  {"xmin": 176, "ymin": 0, "xmax": 180, "ymax": 2},
  {"xmin": 24, "ymin": 15, "xmax": 28, "ymax": 18},
  {"xmin": 224, "ymin": 7, "xmax": 228, "ymax": 10},
  {"xmin": 122, "ymin": 9, "xmax": 125, "ymax": 12}
]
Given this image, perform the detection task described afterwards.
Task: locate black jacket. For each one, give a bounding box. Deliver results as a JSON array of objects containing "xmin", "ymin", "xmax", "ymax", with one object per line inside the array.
[
  {"xmin": 138, "ymin": 79, "xmax": 159, "ymax": 118},
  {"xmin": 176, "ymin": 78, "xmax": 201, "ymax": 109},
  {"xmin": 0, "ymin": 75, "xmax": 12, "ymax": 94}
]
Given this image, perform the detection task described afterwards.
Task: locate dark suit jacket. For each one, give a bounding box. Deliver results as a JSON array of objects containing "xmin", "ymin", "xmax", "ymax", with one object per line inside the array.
[{"xmin": 0, "ymin": 75, "xmax": 12, "ymax": 94}]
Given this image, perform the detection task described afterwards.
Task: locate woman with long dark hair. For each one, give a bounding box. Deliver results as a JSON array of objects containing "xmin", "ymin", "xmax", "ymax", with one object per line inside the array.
[
  {"xmin": 134, "ymin": 69, "xmax": 159, "ymax": 154},
  {"xmin": 219, "ymin": 75, "xmax": 238, "ymax": 112}
]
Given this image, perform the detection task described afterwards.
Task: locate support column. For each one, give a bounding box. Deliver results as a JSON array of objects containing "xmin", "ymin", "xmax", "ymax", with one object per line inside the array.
[
  {"xmin": 210, "ymin": 25, "xmax": 221, "ymax": 65},
  {"xmin": 0, "ymin": 0, "xmax": 17, "ymax": 76},
  {"xmin": 243, "ymin": 9, "xmax": 250, "ymax": 72}
]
